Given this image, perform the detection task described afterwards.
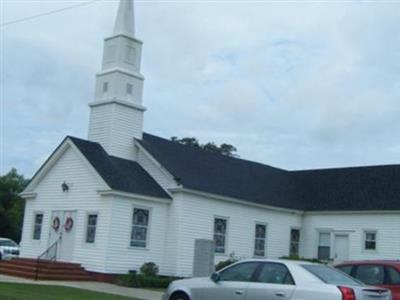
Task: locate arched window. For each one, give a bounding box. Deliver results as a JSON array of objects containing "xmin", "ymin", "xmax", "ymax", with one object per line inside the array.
[{"xmin": 131, "ymin": 208, "xmax": 150, "ymax": 248}]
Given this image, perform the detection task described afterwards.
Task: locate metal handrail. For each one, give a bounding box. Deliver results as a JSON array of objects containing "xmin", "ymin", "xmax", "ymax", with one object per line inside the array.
[{"xmin": 35, "ymin": 236, "xmax": 61, "ymax": 280}]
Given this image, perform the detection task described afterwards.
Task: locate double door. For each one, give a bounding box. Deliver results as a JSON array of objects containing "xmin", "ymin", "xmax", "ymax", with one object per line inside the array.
[{"xmin": 48, "ymin": 210, "xmax": 77, "ymax": 262}]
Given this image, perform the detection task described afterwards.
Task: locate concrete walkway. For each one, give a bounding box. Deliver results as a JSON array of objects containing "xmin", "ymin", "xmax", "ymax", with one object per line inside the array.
[{"xmin": 0, "ymin": 274, "xmax": 163, "ymax": 300}]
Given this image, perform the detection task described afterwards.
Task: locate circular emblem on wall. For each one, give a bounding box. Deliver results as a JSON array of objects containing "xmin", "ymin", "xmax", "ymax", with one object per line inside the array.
[
  {"xmin": 64, "ymin": 217, "xmax": 74, "ymax": 232},
  {"xmin": 52, "ymin": 217, "xmax": 60, "ymax": 231}
]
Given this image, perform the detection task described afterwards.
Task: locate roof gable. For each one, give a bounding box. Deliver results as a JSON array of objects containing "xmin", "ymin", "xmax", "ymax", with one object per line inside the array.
[
  {"xmin": 23, "ymin": 136, "xmax": 171, "ymax": 200},
  {"xmin": 68, "ymin": 137, "xmax": 171, "ymax": 199},
  {"xmin": 22, "ymin": 137, "xmax": 109, "ymax": 194}
]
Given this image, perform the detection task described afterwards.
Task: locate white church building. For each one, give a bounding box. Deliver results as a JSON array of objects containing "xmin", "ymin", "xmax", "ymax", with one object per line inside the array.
[{"xmin": 19, "ymin": 0, "xmax": 400, "ymax": 278}]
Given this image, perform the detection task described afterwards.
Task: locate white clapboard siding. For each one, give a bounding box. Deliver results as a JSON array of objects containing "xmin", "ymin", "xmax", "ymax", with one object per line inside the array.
[
  {"xmin": 161, "ymin": 192, "xmax": 185, "ymax": 276},
  {"xmin": 136, "ymin": 147, "xmax": 177, "ymax": 190},
  {"xmin": 20, "ymin": 146, "xmax": 111, "ymax": 272},
  {"xmin": 88, "ymin": 105, "xmax": 112, "ymax": 149},
  {"xmin": 172, "ymin": 192, "xmax": 303, "ymax": 277},
  {"xmin": 88, "ymin": 103, "xmax": 143, "ymax": 160},
  {"xmin": 103, "ymin": 196, "xmax": 170, "ymax": 274},
  {"xmin": 302, "ymin": 213, "xmax": 400, "ymax": 260}
]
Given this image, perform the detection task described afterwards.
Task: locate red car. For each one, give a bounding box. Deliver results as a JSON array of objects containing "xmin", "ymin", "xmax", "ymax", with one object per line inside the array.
[{"xmin": 335, "ymin": 260, "xmax": 400, "ymax": 300}]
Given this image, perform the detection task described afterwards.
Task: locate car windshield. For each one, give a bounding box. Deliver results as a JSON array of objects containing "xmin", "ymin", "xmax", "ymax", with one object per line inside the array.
[
  {"xmin": 302, "ymin": 265, "xmax": 363, "ymax": 286},
  {"xmin": 0, "ymin": 240, "xmax": 17, "ymax": 247}
]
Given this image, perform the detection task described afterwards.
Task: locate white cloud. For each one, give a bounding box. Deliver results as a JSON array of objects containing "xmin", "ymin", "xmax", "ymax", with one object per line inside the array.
[{"xmin": 2, "ymin": 0, "xmax": 400, "ymax": 176}]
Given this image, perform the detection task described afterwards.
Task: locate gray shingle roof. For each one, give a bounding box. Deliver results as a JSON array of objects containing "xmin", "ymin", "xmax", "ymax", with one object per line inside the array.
[
  {"xmin": 293, "ymin": 166, "xmax": 400, "ymax": 211},
  {"xmin": 138, "ymin": 133, "xmax": 400, "ymax": 211},
  {"xmin": 68, "ymin": 136, "xmax": 171, "ymax": 200},
  {"xmin": 138, "ymin": 133, "xmax": 299, "ymax": 209}
]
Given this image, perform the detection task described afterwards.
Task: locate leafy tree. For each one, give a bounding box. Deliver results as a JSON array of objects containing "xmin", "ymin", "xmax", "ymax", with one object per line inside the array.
[
  {"xmin": 0, "ymin": 169, "xmax": 29, "ymax": 242},
  {"xmin": 171, "ymin": 137, "xmax": 238, "ymax": 157},
  {"xmin": 171, "ymin": 137, "xmax": 200, "ymax": 147}
]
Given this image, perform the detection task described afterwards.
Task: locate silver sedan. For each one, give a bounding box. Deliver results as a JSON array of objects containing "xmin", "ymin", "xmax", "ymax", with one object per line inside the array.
[
  {"xmin": 163, "ymin": 259, "xmax": 392, "ymax": 300},
  {"xmin": 0, "ymin": 238, "xmax": 20, "ymax": 260}
]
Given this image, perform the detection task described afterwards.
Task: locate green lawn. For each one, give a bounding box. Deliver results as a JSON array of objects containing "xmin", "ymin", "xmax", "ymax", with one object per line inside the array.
[{"xmin": 0, "ymin": 283, "xmax": 141, "ymax": 300}]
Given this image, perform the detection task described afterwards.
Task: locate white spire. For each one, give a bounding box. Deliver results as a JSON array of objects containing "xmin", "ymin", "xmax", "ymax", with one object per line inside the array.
[
  {"xmin": 113, "ymin": 0, "xmax": 135, "ymax": 37},
  {"xmin": 88, "ymin": 0, "xmax": 145, "ymax": 160}
]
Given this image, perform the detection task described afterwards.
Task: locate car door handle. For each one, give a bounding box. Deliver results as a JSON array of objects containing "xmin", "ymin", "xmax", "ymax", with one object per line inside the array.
[
  {"xmin": 275, "ymin": 292, "xmax": 286, "ymax": 297},
  {"xmin": 235, "ymin": 290, "xmax": 244, "ymax": 295}
]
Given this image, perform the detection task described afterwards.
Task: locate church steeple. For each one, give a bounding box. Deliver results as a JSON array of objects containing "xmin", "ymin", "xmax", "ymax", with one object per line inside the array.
[
  {"xmin": 88, "ymin": 0, "xmax": 145, "ymax": 160},
  {"xmin": 114, "ymin": 0, "xmax": 135, "ymax": 37}
]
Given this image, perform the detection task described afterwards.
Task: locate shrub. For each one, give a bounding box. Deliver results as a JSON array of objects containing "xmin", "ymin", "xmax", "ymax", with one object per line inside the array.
[
  {"xmin": 279, "ymin": 255, "xmax": 324, "ymax": 264},
  {"xmin": 117, "ymin": 274, "xmax": 178, "ymax": 289},
  {"xmin": 140, "ymin": 262, "xmax": 159, "ymax": 277},
  {"xmin": 215, "ymin": 258, "xmax": 238, "ymax": 271}
]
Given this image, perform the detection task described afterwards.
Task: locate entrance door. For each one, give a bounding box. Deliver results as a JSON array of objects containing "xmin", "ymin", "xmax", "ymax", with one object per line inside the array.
[
  {"xmin": 59, "ymin": 211, "xmax": 76, "ymax": 262},
  {"xmin": 334, "ymin": 235, "xmax": 349, "ymax": 261},
  {"xmin": 49, "ymin": 211, "xmax": 62, "ymax": 245},
  {"xmin": 49, "ymin": 210, "xmax": 77, "ymax": 262}
]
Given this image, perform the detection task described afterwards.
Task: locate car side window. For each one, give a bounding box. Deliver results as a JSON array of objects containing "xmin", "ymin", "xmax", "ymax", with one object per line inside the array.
[
  {"xmin": 354, "ymin": 265, "xmax": 384, "ymax": 285},
  {"xmin": 256, "ymin": 263, "xmax": 295, "ymax": 285},
  {"xmin": 386, "ymin": 267, "xmax": 400, "ymax": 285},
  {"xmin": 219, "ymin": 262, "xmax": 260, "ymax": 282},
  {"xmin": 337, "ymin": 265, "xmax": 353, "ymax": 276}
]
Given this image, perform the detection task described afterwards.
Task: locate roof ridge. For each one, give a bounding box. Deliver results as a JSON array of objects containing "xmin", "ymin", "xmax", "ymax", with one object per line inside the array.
[
  {"xmin": 291, "ymin": 163, "xmax": 400, "ymax": 173},
  {"xmin": 67, "ymin": 135, "xmax": 95, "ymax": 143},
  {"xmin": 108, "ymin": 154, "xmax": 136, "ymax": 164},
  {"xmin": 142, "ymin": 132, "xmax": 287, "ymax": 172}
]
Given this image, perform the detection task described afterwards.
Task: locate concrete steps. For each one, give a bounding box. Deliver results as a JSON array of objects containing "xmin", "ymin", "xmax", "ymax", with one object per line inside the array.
[{"xmin": 0, "ymin": 258, "xmax": 95, "ymax": 281}]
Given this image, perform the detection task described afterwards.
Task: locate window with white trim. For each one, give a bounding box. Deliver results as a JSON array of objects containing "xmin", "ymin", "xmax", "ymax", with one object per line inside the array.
[
  {"xmin": 131, "ymin": 208, "xmax": 149, "ymax": 248},
  {"xmin": 290, "ymin": 229, "xmax": 300, "ymax": 257},
  {"xmin": 364, "ymin": 231, "xmax": 377, "ymax": 250},
  {"xmin": 86, "ymin": 214, "xmax": 98, "ymax": 244},
  {"xmin": 318, "ymin": 232, "xmax": 331, "ymax": 260},
  {"xmin": 214, "ymin": 218, "xmax": 227, "ymax": 254},
  {"xmin": 254, "ymin": 223, "xmax": 266, "ymax": 257},
  {"xmin": 33, "ymin": 213, "xmax": 43, "ymax": 240}
]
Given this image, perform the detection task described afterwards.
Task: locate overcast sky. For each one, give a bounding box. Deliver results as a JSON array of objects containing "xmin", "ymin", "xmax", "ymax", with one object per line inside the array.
[{"xmin": 2, "ymin": 0, "xmax": 400, "ymax": 177}]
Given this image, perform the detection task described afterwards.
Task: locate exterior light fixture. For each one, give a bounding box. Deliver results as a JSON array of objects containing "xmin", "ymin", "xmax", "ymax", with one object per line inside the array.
[{"xmin": 62, "ymin": 182, "xmax": 69, "ymax": 192}]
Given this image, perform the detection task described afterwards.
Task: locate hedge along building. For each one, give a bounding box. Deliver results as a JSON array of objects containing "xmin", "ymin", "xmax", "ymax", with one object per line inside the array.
[{"xmin": 20, "ymin": 0, "xmax": 400, "ymax": 278}]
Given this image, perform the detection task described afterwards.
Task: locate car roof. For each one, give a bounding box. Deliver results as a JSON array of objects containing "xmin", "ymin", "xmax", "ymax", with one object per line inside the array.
[
  {"xmin": 0, "ymin": 238, "xmax": 12, "ymax": 241},
  {"xmin": 240, "ymin": 258, "xmax": 318, "ymax": 266},
  {"xmin": 336, "ymin": 260, "xmax": 400, "ymax": 266}
]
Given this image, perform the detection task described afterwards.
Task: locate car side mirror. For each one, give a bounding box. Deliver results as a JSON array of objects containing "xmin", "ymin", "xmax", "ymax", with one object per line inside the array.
[{"xmin": 211, "ymin": 272, "xmax": 220, "ymax": 283}]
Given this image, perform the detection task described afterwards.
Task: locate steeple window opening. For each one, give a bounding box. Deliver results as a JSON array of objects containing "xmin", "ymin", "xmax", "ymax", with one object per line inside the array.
[
  {"xmin": 125, "ymin": 46, "xmax": 136, "ymax": 65},
  {"xmin": 103, "ymin": 82, "xmax": 109, "ymax": 93},
  {"xmin": 126, "ymin": 83, "xmax": 133, "ymax": 95}
]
